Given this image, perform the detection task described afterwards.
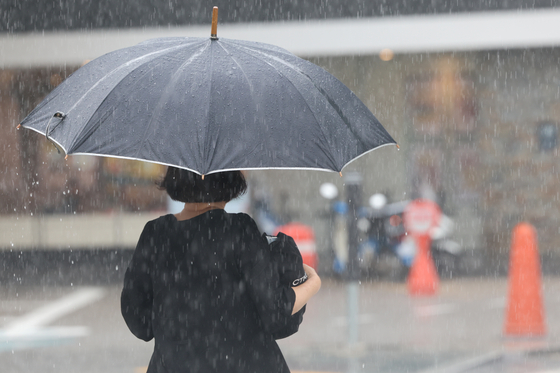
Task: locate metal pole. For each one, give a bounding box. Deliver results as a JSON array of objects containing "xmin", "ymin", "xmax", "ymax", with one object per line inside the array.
[{"xmin": 344, "ymin": 172, "xmax": 362, "ymax": 349}]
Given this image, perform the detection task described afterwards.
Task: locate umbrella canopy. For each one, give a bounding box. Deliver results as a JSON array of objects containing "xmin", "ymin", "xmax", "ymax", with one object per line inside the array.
[{"xmin": 20, "ymin": 33, "xmax": 396, "ymax": 175}]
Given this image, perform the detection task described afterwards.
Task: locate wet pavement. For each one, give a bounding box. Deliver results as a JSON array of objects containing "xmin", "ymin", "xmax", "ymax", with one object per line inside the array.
[
  {"xmin": 1, "ymin": 277, "xmax": 560, "ymax": 373},
  {"xmin": 278, "ymin": 278, "xmax": 560, "ymax": 373}
]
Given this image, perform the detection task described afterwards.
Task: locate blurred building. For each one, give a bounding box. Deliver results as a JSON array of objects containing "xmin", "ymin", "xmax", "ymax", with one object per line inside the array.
[{"xmin": 2, "ymin": 1, "xmax": 560, "ymax": 274}]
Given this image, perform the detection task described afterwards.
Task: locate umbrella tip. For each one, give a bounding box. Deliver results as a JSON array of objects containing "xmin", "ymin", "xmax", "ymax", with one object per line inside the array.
[
  {"xmin": 396, "ymin": 143, "xmax": 400, "ymax": 150},
  {"xmin": 17, "ymin": 124, "xmax": 21, "ymax": 129},
  {"xmin": 339, "ymin": 172, "xmax": 343, "ymax": 178},
  {"xmin": 202, "ymin": 174, "xmax": 205, "ymax": 180},
  {"xmin": 210, "ymin": 7, "xmax": 219, "ymax": 40},
  {"xmin": 65, "ymin": 155, "xmax": 68, "ymax": 160}
]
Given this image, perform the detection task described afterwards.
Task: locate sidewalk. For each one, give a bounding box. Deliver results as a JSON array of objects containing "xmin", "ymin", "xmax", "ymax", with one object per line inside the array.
[
  {"xmin": 1, "ymin": 277, "xmax": 559, "ymax": 373},
  {"xmin": 277, "ymin": 278, "xmax": 560, "ymax": 373}
]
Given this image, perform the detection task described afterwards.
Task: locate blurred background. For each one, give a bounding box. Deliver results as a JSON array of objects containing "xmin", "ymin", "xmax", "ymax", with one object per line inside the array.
[
  {"xmin": 2, "ymin": 2, "xmax": 560, "ymax": 372},
  {"xmin": 3, "ymin": 0, "xmax": 560, "ymax": 282}
]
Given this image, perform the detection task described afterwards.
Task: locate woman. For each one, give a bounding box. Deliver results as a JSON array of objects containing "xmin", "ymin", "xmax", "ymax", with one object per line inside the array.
[{"xmin": 121, "ymin": 167, "xmax": 321, "ymax": 373}]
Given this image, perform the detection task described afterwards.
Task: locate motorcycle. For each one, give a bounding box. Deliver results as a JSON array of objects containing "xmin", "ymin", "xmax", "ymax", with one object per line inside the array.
[
  {"xmin": 357, "ymin": 195, "xmax": 410, "ymax": 281},
  {"xmin": 319, "ymin": 183, "xmax": 463, "ymax": 280},
  {"xmin": 358, "ymin": 194, "xmax": 463, "ymax": 280}
]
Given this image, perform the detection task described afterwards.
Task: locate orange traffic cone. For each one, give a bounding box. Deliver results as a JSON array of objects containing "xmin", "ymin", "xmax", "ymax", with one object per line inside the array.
[
  {"xmin": 504, "ymin": 222, "xmax": 546, "ymax": 336},
  {"xmin": 408, "ymin": 234, "xmax": 439, "ymax": 296},
  {"xmin": 274, "ymin": 222, "xmax": 318, "ymax": 269}
]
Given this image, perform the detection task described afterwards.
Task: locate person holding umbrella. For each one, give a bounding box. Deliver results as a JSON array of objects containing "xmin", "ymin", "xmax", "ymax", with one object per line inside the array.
[
  {"xmin": 121, "ymin": 166, "xmax": 321, "ymax": 373},
  {"xmin": 18, "ymin": 9, "xmax": 394, "ymax": 371}
]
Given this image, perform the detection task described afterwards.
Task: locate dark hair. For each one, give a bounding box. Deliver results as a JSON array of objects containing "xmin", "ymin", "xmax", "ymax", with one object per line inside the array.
[{"xmin": 157, "ymin": 167, "xmax": 247, "ymax": 203}]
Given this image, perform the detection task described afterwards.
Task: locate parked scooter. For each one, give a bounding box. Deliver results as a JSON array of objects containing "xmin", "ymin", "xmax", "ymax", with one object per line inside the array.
[
  {"xmin": 319, "ymin": 184, "xmax": 409, "ymax": 279},
  {"xmin": 357, "ymin": 194, "xmax": 410, "ymax": 281},
  {"xmin": 358, "ymin": 194, "xmax": 464, "ymax": 279},
  {"xmin": 427, "ymin": 212, "xmax": 463, "ymax": 278},
  {"xmin": 319, "ymin": 182, "xmax": 463, "ymax": 280}
]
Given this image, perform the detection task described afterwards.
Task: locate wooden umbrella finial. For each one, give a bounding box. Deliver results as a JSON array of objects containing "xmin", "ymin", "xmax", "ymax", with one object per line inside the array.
[{"xmin": 211, "ymin": 7, "xmax": 219, "ymax": 40}]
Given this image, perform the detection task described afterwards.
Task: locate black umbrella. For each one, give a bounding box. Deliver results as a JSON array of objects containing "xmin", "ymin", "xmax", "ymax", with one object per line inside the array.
[{"xmin": 19, "ymin": 8, "xmax": 397, "ymax": 176}]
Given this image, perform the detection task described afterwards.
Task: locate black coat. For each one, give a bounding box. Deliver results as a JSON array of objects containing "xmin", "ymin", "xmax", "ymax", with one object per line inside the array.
[{"xmin": 121, "ymin": 211, "xmax": 300, "ymax": 373}]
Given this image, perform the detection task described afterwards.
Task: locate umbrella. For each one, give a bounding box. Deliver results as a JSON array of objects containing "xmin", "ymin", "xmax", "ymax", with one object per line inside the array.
[{"xmin": 19, "ymin": 8, "xmax": 397, "ymax": 176}]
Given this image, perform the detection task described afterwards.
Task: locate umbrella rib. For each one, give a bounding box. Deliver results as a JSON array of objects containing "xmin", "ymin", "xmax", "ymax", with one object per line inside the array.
[
  {"xmin": 216, "ymin": 42, "xmax": 253, "ymax": 90},
  {"xmin": 202, "ymin": 42, "xmax": 217, "ymax": 174},
  {"xmin": 232, "ymin": 43, "xmax": 396, "ymax": 161},
  {"xmin": 133, "ymin": 41, "xmax": 211, "ymax": 164},
  {"xmin": 212, "ymin": 42, "xmax": 263, "ymax": 162},
  {"xmin": 66, "ymin": 43, "xmax": 192, "ymax": 153},
  {"xmin": 226, "ymin": 44, "xmax": 341, "ymax": 170},
  {"xmin": 254, "ymin": 48, "xmax": 374, "ymax": 143},
  {"xmin": 68, "ymin": 45, "xmax": 186, "ymax": 122}
]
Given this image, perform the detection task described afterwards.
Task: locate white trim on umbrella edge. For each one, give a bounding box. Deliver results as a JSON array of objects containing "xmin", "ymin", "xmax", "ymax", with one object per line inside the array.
[{"xmin": 18, "ymin": 123, "xmax": 398, "ymax": 175}]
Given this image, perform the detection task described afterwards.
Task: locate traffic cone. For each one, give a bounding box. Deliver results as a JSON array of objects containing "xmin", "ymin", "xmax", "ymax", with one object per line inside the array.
[
  {"xmin": 408, "ymin": 234, "xmax": 439, "ymax": 296},
  {"xmin": 274, "ymin": 222, "xmax": 318, "ymax": 269},
  {"xmin": 504, "ymin": 222, "xmax": 546, "ymax": 336}
]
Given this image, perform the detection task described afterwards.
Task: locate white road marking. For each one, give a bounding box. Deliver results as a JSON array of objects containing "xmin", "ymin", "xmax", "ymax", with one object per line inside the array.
[
  {"xmin": 3, "ymin": 287, "xmax": 106, "ymax": 336},
  {"xmin": 0, "ymin": 287, "xmax": 106, "ymax": 351}
]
